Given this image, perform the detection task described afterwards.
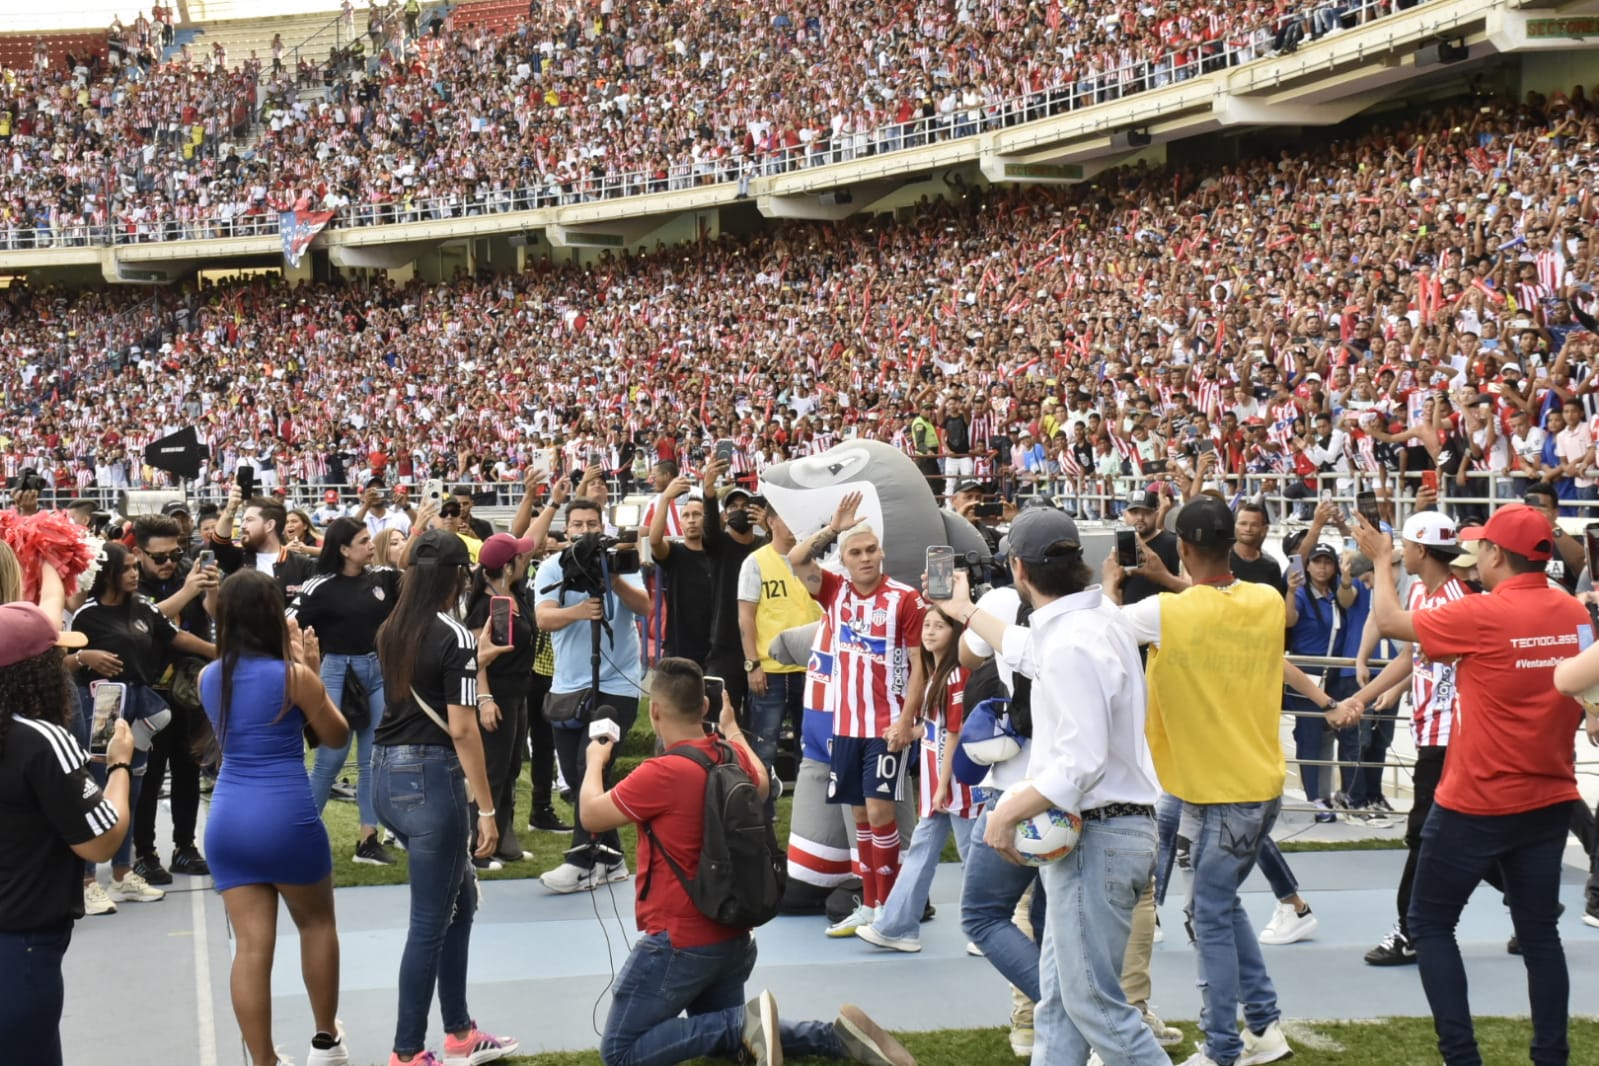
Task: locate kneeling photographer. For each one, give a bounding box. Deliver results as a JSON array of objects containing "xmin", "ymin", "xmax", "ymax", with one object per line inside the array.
[
  {"xmin": 533, "ymin": 498, "xmax": 652, "ymax": 894},
  {"xmin": 579, "ymin": 657, "xmax": 917, "ymax": 1066}
]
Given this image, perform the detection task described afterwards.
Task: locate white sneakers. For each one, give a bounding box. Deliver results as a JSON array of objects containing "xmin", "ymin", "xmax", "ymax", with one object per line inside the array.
[
  {"xmin": 83, "ymin": 881, "xmax": 117, "ymax": 916},
  {"xmin": 109, "ymin": 871, "xmax": 165, "ymax": 903},
  {"xmin": 1258, "ymin": 901, "xmax": 1317, "ymax": 945},
  {"xmin": 825, "ymin": 903, "xmax": 874, "ymax": 938},
  {"xmin": 1142, "ymin": 1007, "xmax": 1183, "ymax": 1047},
  {"xmin": 856, "ymin": 923, "xmax": 921, "ymax": 952},
  {"xmin": 539, "ymin": 860, "xmax": 629, "ymax": 894},
  {"xmin": 1240, "ymin": 1021, "xmax": 1293, "ymax": 1064},
  {"xmin": 304, "ymin": 1022, "xmax": 351, "ymax": 1066}
]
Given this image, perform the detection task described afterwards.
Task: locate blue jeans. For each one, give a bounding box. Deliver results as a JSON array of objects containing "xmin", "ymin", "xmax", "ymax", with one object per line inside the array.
[
  {"xmin": 1409, "ymin": 801, "xmax": 1571, "ymax": 1066},
  {"xmin": 1181, "ymin": 799, "xmax": 1283, "ymax": 1065},
  {"xmin": 0, "ymin": 922, "xmax": 71, "ymax": 1066},
  {"xmin": 744, "ymin": 671, "xmax": 803, "ymax": 769},
  {"xmin": 372, "ymin": 744, "xmax": 478, "ymax": 1057},
  {"xmin": 309, "ymin": 652, "xmax": 386, "ymax": 827},
  {"xmin": 1155, "ymin": 793, "xmax": 1297, "ymax": 905},
  {"xmin": 961, "ymin": 808, "xmax": 1046, "ymax": 1001},
  {"xmin": 874, "ymin": 811, "xmax": 975, "ymax": 940},
  {"xmin": 600, "ymin": 931, "xmax": 844, "ymax": 1066},
  {"xmin": 1035, "ymin": 815, "xmax": 1166, "ymax": 1066},
  {"xmin": 1347, "ymin": 700, "xmax": 1397, "ymax": 807}
]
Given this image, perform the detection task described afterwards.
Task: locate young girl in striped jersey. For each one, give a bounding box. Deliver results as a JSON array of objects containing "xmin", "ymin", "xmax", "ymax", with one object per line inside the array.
[{"xmin": 856, "ymin": 606, "xmax": 984, "ymax": 952}]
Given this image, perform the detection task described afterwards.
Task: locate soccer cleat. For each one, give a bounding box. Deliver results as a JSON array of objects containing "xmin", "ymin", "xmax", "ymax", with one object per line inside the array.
[
  {"xmin": 132, "ymin": 854, "xmax": 174, "ymax": 886},
  {"xmin": 442, "ymin": 1022, "xmax": 518, "ymax": 1065},
  {"xmin": 1364, "ymin": 925, "xmax": 1416, "ymax": 966},
  {"xmin": 110, "ymin": 871, "xmax": 166, "ymax": 902},
  {"xmin": 170, "ymin": 846, "xmax": 210, "ymax": 876},
  {"xmin": 354, "ymin": 836, "xmax": 398, "ymax": 866},
  {"xmin": 83, "ymin": 881, "xmax": 117, "ymax": 916},
  {"xmin": 826, "ymin": 903, "xmax": 874, "ymax": 938},
  {"xmin": 742, "ymin": 990, "xmax": 781, "ymax": 1066},
  {"xmin": 1239, "ymin": 1020, "xmax": 1293, "ymax": 1065},
  {"xmin": 833, "ymin": 1004, "xmax": 915, "ymax": 1066},
  {"xmin": 1143, "ymin": 1007, "xmax": 1183, "ymax": 1047},
  {"xmin": 856, "ymin": 923, "xmax": 921, "ymax": 953},
  {"xmin": 539, "ymin": 862, "xmax": 598, "ymax": 894},
  {"xmin": 1258, "ymin": 901, "xmax": 1318, "ymax": 945}
]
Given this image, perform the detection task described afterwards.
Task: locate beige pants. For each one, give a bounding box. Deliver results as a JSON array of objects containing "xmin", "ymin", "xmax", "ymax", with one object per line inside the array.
[{"xmin": 1010, "ymin": 878, "xmax": 1157, "ymax": 1025}]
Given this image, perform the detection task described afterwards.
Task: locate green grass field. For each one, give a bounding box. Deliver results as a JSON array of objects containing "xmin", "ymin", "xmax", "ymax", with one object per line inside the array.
[{"xmin": 496, "ymin": 1017, "xmax": 1599, "ymax": 1065}]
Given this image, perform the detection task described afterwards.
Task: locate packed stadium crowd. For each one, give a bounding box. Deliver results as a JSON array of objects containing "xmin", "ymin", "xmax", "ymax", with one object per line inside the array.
[
  {"xmin": 4, "ymin": 76, "xmax": 1599, "ymax": 523},
  {"xmin": 2, "ymin": 0, "xmax": 1429, "ymax": 245}
]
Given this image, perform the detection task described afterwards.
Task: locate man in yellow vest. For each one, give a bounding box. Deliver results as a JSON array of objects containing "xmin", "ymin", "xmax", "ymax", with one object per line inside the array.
[
  {"xmin": 738, "ymin": 505, "xmax": 821, "ymax": 816},
  {"xmin": 1102, "ymin": 496, "xmax": 1296, "ymax": 1066}
]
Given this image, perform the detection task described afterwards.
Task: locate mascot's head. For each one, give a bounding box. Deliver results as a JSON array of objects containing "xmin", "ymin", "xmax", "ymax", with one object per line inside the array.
[{"xmin": 760, "ymin": 440, "xmax": 989, "ymax": 585}]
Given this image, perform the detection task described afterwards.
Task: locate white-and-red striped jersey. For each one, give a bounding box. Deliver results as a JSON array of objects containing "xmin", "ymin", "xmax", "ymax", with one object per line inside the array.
[
  {"xmin": 1408, "ymin": 575, "xmax": 1472, "ymax": 746},
  {"xmin": 816, "ymin": 569, "xmax": 926, "ymax": 739},
  {"xmin": 918, "ymin": 666, "xmax": 983, "ymax": 819}
]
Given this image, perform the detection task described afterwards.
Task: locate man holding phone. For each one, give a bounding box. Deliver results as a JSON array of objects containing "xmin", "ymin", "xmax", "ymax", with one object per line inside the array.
[
  {"xmin": 208, "ymin": 489, "xmax": 318, "ymax": 601},
  {"xmin": 1117, "ymin": 491, "xmax": 1182, "ymax": 605}
]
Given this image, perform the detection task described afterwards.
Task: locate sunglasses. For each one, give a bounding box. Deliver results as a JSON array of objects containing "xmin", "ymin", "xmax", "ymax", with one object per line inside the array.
[{"xmin": 143, "ymin": 551, "xmax": 184, "ymax": 564}]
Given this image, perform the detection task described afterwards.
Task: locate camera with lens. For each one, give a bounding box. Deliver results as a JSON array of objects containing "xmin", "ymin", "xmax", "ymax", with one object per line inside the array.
[
  {"xmin": 553, "ymin": 528, "xmax": 642, "ymax": 597},
  {"xmin": 15, "ymin": 467, "xmax": 46, "ymax": 494}
]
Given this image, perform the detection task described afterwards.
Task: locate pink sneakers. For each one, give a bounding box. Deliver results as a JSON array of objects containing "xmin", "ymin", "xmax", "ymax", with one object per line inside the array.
[
  {"xmin": 442, "ymin": 1024, "xmax": 520, "ymax": 1066},
  {"xmin": 387, "ymin": 1053, "xmax": 441, "ymax": 1066}
]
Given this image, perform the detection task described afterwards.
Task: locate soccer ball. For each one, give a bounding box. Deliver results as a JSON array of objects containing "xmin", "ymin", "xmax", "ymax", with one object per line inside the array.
[{"xmin": 1004, "ymin": 782, "xmax": 1082, "ymax": 867}]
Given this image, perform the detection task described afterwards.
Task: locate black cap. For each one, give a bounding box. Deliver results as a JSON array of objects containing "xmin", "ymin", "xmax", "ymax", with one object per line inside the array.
[
  {"xmin": 64, "ymin": 498, "xmax": 97, "ymax": 513},
  {"xmin": 1173, "ymin": 496, "xmax": 1235, "ymax": 548},
  {"xmin": 408, "ymin": 529, "xmax": 471, "ymax": 567},
  {"xmin": 1123, "ymin": 490, "xmax": 1158, "ymax": 513},
  {"xmin": 162, "ymin": 500, "xmax": 192, "ymax": 518},
  {"xmin": 1003, "ymin": 506, "xmax": 1082, "ymax": 564},
  {"xmin": 1307, "ymin": 542, "xmax": 1340, "ymax": 564},
  {"xmin": 951, "ymin": 480, "xmax": 983, "ymax": 496}
]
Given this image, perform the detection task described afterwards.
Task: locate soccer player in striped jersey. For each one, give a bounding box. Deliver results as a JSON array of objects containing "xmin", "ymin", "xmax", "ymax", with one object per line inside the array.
[
  {"xmin": 1343, "ymin": 510, "xmax": 1490, "ymax": 966},
  {"xmin": 789, "ymin": 492, "xmax": 928, "ymax": 938}
]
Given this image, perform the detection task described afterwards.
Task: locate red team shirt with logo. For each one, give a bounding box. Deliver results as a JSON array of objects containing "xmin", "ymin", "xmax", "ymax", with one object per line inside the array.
[
  {"xmin": 917, "ymin": 666, "xmax": 982, "ymax": 819},
  {"xmin": 1406, "ymin": 575, "xmax": 1471, "ymax": 746},
  {"xmin": 814, "ymin": 569, "xmax": 926, "ymax": 739}
]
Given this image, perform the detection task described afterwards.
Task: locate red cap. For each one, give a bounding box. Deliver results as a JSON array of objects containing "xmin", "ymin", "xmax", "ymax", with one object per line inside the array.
[
  {"xmin": 1460, "ymin": 505, "xmax": 1553, "ymax": 562},
  {"xmin": 394, "ymin": 484, "xmax": 410, "ymax": 495},
  {"xmin": 324, "ymin": 490, "xmax": 339, "ymax": 502}
]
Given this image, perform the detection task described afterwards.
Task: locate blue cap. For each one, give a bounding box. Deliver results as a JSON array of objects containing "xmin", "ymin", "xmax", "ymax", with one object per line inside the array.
[{"xmin": 952, "ymin": 698, "xmax": 1025, "ymax": 786}]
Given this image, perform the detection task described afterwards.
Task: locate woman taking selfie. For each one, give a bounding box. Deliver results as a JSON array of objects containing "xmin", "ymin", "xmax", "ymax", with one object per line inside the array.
[
  {"xmin": 201, "ymin": 570, "xmax": 353, "ymax": 1066},
  {"xmin": 0, "ymin": 602, "xmax": 132, "ymax": 1066},
  {"xmin": 288, "ymin": 517, "xmax": 401, "ymax": 866},
  {"xmin": 372, "ymin": 529, "xmax": 518, "ymax": 1066},
  {"xmin": 68, "ymin": 542, "xmax": 215, "ymax": 914}
]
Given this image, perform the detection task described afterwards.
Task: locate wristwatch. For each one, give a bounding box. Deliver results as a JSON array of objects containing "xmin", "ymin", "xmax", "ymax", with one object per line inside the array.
[
  {"xmin": 743, "ymin": 659, "xmax": 757, "ymax": 672},
  {"xmin": 1322, "ymin": 697, "xmax": 1338, "ymax": 712}
]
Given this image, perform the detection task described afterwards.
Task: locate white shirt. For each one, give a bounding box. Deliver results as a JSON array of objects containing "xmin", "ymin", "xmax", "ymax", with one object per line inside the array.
[
  {"xmin": 995, "ymin": 587, "xmax": 1160, "ymax": 813},
  {"xmin": 363, "ymin": 508, "xmax": 412, "ymax": 538},
  {"xmin": 960, "ymin": 586, "xmax": 1031, "ymax": 791}
]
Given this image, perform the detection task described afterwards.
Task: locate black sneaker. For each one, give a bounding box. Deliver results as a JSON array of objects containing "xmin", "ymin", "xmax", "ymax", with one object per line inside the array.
[
  {"xmin": 170, "ymin": 846, "xmax": 210, "ymax": 876},
  {"xmin": 528, "ymin": 806, "xmax": 573, "ymax": 833},
  {"xmin": 559, "ymin": 787, "xmax": 575, "ymax": 806},
  {"xmin": 1175, "ymin": 842, "xmax": 1192, "ymax": 871},
  {"xmin": 1364, "ymin": 927, "xmax": 1417, "ymax": 966},
  {"xmin": 133, "ymin": 855, "xmax": 173, "ymax": 886},
  {"xmin": 330, "ymin": 777, "xmax": 358, "ymax": 802},
  {"xmin": 1507, "ymin": 934, "xmax": 1521, "ymax": 956},
  {"xmin": 921, "ymin": 900, "xmax": 936, "ymax": 922},
  {"xmin": 353, "ymin": 836, "xmax": 397, "ymax": 866}
]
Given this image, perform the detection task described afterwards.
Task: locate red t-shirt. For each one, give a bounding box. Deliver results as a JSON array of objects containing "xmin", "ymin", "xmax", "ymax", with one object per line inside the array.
[
  {"xmin": 1411, "ymin": 573, "xmax": 1587, "ymax": 816},
  {"xmin": 611, "ymin": 736, "xmax": 761, "ymax": 948}
]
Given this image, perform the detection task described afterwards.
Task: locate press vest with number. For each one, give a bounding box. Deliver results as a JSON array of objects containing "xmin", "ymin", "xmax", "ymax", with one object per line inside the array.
[
  {"xmin": 753, "ymin": 545, "xmax": 821, "ymax": 674},
  {"xmin": 1144, "ymin": 582, "xmax": 1287, "ymax": 804}
]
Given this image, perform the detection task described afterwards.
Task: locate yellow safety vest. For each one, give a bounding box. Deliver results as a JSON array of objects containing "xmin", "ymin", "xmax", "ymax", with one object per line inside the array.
[
  {"xmin": 752, "ymin": 544, "xmax": 820, "ymax": 674},
  {"xmin": 1144, "ymin": 581, "xmax": 1287, "ymax": 804}
]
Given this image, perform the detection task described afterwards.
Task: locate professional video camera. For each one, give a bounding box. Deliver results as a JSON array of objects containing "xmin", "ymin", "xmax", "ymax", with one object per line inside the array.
[
  {"xmin": 13, "ymin": 468, "xmax": 46, "ymax": 493},
  {"xmin": 553, "ymin": 529, "xmax": 642, "ymax": 598}
]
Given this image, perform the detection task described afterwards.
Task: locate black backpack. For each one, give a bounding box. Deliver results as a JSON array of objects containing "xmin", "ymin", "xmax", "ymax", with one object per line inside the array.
[{"xmin": 640, "ymin": 740, "xmax": 787, "ymax": 928}]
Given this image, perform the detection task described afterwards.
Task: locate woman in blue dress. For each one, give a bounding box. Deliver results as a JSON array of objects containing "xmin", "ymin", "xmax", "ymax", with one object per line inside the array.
[{"xmin": 201, "ymin": 569, "xmax": 352, "ymax": 1066}]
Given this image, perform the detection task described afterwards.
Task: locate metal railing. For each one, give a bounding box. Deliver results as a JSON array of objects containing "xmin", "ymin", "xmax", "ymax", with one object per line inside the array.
[{"xmin": 0, "ymin": 0, "xmax": 1425, "ymax": 249}]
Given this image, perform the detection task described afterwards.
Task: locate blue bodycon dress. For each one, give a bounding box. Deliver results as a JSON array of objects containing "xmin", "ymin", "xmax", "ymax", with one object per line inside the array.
[{"xmin": 201, "ymin": 655, "xmax": 332, "ymax": 891}]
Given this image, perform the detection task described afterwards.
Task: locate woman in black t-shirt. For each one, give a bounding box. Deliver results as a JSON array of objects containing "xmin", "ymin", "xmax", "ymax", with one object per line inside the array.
[
  {"xmin": 463, "ymin": 533, "xmax": 540, "ymax": 868},
  {"xmin": 67, "ymin": 543, "xmax": 213, "ymax": 913},
  {"xmin": 371, "ymin": 530, "xmax": 519, "ymax": 1064},
  {"xmin": 0, "ymin": 602, "xmax": 133, "ymax": 1066},
  {"xmin": 288, "ymin": 518, "xmax": 401, "ymax": 866}
]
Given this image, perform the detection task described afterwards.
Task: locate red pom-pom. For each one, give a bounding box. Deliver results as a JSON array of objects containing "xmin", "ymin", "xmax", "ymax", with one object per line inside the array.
[{"xmin": 0, "ymin": 510, "xmax": 95, "ymax": 602}]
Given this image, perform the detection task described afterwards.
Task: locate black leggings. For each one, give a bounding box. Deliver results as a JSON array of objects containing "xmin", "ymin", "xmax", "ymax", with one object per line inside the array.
[
  {"xmin": 133, "ymin": 701, "xmax": 200, "ymax": 857},
  {"xmin": 550, "ymin": 691, "xmax": 639, "ymax": 870},
  {"xmin": 527, "ymin": 672, "xmax": 555, "ymax": 808}
]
